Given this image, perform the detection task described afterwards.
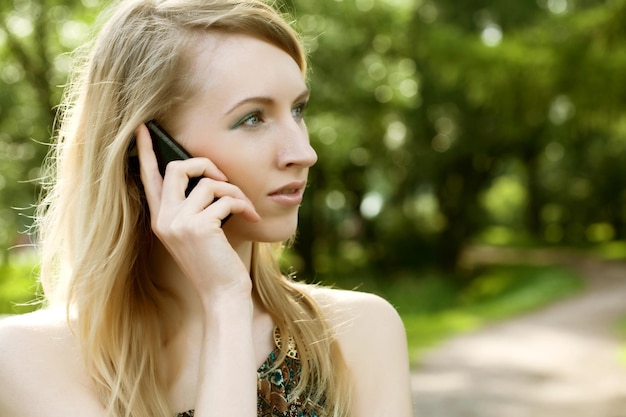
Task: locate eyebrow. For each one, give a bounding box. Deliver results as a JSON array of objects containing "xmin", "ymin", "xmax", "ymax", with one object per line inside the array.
[{"xmin": 224, "ymin": 89, "xmax": 310, "ymax": 116}]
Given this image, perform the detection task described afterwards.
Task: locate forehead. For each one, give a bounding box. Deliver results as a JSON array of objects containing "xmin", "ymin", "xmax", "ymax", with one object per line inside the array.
[
  {"xmin": 184, "ymin": 32, "xmax": 304, "ymax": 97},
  {"xmin": 164, "ymin": 32, "xmax": 308, "ymax": 136}
]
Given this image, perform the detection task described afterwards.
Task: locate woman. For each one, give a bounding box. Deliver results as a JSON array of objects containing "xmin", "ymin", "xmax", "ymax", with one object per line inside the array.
[{"xmin": 0, "ymin": 0, "xmax": 412, "ymax": 416}]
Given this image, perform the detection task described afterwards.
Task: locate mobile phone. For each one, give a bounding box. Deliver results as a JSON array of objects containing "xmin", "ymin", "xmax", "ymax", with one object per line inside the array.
[
  {"xmin": 146, "ymin": 120, "xmax": 201, "ymax": 196},
  {"xmin": 145, "ymin": 120, "xmax": 230, "ymax": 224}
]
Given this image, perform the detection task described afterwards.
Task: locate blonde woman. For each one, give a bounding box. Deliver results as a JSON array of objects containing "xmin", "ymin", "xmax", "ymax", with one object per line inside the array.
[{"xmin": 0, "ymin": 0, "xmax": 412, "ymax": 416}]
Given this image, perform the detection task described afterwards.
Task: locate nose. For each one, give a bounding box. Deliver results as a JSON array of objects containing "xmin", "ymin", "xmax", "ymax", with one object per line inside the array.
[{"xmin": 277, "ymin": 122, "xmax": 318, "ymax": 169}]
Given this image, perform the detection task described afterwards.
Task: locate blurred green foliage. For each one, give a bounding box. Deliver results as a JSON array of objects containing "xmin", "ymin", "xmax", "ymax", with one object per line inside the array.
[
  {"xmin": 1, "ymin": 0, "xmax": 625, "ymax": 283},
  {"xmin": 0, "ymin": 252, "xmax": 41, "ymax": 314},
  {"xmin": 289, "ymin": 0, "xmax": 626, "ymax": 280},
  {"xmin": 0, "ymin": 0, "xmax": 102, "ymax": 262}
]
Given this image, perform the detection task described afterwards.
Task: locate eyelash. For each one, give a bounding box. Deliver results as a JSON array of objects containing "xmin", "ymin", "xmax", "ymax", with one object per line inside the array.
[
  {"xmin": 232, "ymin": 101, "xmax": 309, "ymax": 129},
  {"xmin": 238, "ymin": 111, "xmax": 263, "ymax": 127},
  {"xmin": 292, "ymin": 101, "xmax": 308, "ymax": 120}
]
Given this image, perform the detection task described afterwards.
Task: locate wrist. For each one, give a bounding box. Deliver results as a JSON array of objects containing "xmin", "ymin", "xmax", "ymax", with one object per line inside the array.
[
  {"xmin": 196, "ymin": 274, "xmax": 252, "ymax": 307},
  {"xmin": 199, "ymin": 297, "xmax": 255, "ymax": 354},
  {"xmin": 201, "ymin": 292, "xmax": 253, "ymax": 322}
]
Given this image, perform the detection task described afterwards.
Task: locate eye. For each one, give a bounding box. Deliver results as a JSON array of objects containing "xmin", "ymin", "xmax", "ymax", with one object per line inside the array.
[
  {"xmin": 232, "ymin": 111, "xmax": 264, "ymax": 129},
  {"xmin": 292, "ymin": 102, "xmax": 308, "ymax": 120},
  {"xmin": 242, "ymin": 111, "xmax": 263, "ymax": 126}
]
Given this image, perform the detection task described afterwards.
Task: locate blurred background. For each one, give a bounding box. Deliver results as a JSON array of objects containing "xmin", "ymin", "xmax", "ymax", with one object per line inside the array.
[{"xmin": 1, "ymin": 0, "xmax": 626, "ymax": 414}]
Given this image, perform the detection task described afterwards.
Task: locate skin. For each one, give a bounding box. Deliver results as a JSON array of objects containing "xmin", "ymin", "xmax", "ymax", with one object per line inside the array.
[{"xmin": 0, "ymin": 33, "xmax": 413, "ymax": 416}]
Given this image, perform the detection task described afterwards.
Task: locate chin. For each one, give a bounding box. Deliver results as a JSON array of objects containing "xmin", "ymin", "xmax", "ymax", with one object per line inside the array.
[
  {"xmin": 256, "ymin": 222, "xmax": 299, "ymax": 243},
  {"xmin": 225, "ymin": 214, "xmax": 298, "ymax": 243}
]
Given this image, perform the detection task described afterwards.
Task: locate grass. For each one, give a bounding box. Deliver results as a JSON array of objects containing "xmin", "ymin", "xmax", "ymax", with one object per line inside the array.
[{"xmin": 326, "ymin": 264, "xmax": 585, "ymax": 367}]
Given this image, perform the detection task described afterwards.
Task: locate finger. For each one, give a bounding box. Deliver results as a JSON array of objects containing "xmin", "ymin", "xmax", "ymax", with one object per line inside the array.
[
  {"xmin": 163, "ymin": 158, "xmax": 228, "ymax": 187},
  {"xmin": 227, "ymin": 199, "xmax": 262, "ymax": 223},
  {"xmin": 135, "ymin": 123, "xmax": 163, "ymax": 212},
  {"xmin": 161, "ymin": 158, "xmax": 229, "ymax": 203},
  {"xmin": 184, "ymin": 178, "xmax": 244, "ymax": 208},
  {"xmin": 183, "ymin": 179, "xmax": 261, "ymax": 221},
  {"xmin": 203, "ymin": 195, "xmax": 261, "ymax": 224}
]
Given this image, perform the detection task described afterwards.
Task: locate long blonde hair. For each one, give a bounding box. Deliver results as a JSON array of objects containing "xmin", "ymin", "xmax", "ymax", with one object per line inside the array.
[{"xmin": 36, "ymin": 0, "xmax": 351, "ymax": 416}]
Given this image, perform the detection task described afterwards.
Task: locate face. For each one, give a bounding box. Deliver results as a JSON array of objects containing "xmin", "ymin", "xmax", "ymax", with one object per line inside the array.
[{"xmin": 166, "ymin": 33, "xmax": 317, "ymax": 243}]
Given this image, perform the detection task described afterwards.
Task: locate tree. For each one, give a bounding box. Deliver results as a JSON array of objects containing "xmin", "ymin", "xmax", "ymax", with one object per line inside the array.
[
  {"xmin": 0, "ymin": 0, "xmax": 100, "ymax": 260},
  {"xmin": 2, "ymin": 0, "xmax": 626, "ymax": 283}
]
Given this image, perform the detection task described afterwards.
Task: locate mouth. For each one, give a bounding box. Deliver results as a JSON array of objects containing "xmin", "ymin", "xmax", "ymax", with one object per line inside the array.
[
  {"xmin": 269, "ymin": 181, "xmax": 306, "ymax": 196},
  {"xmin": 268, "ymin": 181, "xmax": 306, "ymax": 206},
  {"xmin": 271, "ymin": 188, "xmax": 299, "ymax": 195}
]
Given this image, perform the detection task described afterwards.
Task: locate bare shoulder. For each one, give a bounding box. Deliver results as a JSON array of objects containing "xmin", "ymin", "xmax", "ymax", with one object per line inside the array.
[
  {"xmin": 0, "ymin": 309, "xmax": 72, "ymax": 367},
  {"xmin": 0, "ymin": 307, "xmax": 69, "ymax": 336},
  {"xmin": 308, "ymin": 287, "xmax": 413, "ymax": 416},
  {"xmin": 309, "ymin": 287, "xmax": 406, "ymax": 345},
  {"xmin": 0, "ymin": 310, "xmax": 103, "ymax": 416}
]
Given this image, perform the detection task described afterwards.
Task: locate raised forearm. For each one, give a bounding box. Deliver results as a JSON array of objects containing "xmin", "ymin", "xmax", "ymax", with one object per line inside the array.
[{"xmin": 192, "ymin": 296, "xmax": 257, "ymax": 416}]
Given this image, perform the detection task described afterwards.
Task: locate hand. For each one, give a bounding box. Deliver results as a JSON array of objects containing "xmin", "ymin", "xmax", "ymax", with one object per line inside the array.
[{"xmin": 135, "ymin": 123, "xmax": 261, "ymax": 302}]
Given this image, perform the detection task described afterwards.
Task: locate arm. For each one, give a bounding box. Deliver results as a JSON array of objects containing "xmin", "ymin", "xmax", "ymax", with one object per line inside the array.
[
  {"xmin": 0, "ymin": 312, "xmax": 107, "ymax": 417},
  {"xmin": 136, "ymin": 125, "xmax": 260, "ymax": 416},
  {"xmin": 193, "ymin": 297, "xmax": 257, "ymax": 415}
]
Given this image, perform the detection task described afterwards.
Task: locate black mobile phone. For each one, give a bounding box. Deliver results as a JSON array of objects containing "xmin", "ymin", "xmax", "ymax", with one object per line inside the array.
[
  {"xmin": 145, "ymin": 121, "xmax": 231, "ymax": 224},
  {"xmin": 146, "ymin": 120, "xmax": 201, "ymax": 196}
]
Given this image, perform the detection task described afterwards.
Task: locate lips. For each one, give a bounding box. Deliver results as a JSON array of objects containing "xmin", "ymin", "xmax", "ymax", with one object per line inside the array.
[
  {"xmin": 268, "ymin": 181, "xmax": 306, "ymax": 206},
  {"xmin": 272, "ymin": 188, "xmax": 299, "ymax": 195},
  {"xmin": 269, "ymin": 181, "xmax": 306, "ymax": 195}
]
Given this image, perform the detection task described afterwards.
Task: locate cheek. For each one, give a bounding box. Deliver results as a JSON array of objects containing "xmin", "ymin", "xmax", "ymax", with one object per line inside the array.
[
  {"xmin": 198, "ymin": 139, "xmax": 274, "ymax": 198},
  {"xmin": 215, "ymin": 154, "xmax": 267, "ymax": 197}
]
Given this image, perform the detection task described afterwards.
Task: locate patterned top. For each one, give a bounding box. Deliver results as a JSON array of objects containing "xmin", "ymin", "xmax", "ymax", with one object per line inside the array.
[{"xmin": 175, "ymin": 343, "xmax": 321, "ymax": 417}]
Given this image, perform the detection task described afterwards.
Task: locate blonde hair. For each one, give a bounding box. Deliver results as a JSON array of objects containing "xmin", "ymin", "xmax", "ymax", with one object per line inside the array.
[{"xmin": 36, "ymin": 0, "xmax": 351, "ymax": 416}]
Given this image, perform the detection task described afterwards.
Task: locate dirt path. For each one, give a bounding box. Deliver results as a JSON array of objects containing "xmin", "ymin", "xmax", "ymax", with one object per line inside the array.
[{"xmin": 410, "ymin": 247, "xmax": 626, "ymax": 417}]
